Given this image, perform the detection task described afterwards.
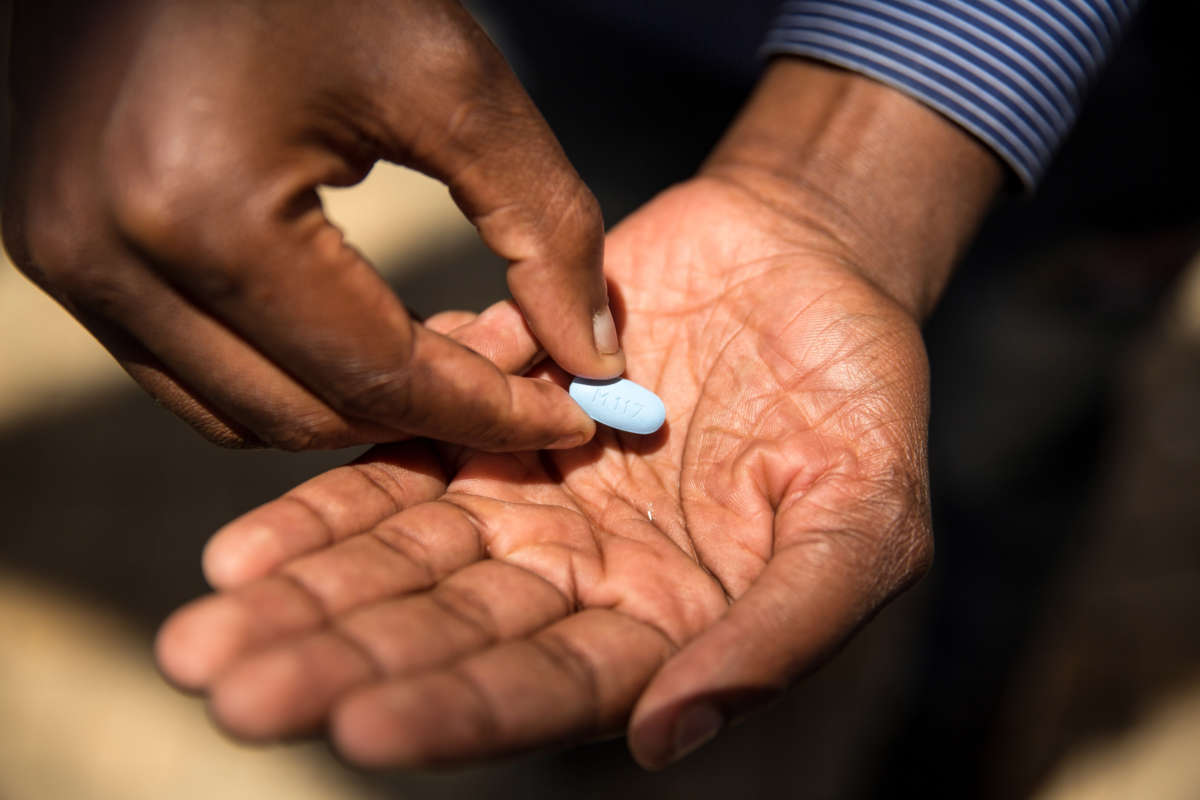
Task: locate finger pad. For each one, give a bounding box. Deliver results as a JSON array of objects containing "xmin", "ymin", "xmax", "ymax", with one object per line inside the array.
[
  {"xmin": 155, "ymin": 598, "xmax": 246, "ymax": 691},
  {"xmin": 210, "ymin": 635, "xmax": 372, "ymax": 740}
]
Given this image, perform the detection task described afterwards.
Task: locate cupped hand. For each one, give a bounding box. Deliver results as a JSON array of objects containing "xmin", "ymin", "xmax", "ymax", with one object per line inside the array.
[
  {"xmin": 157, "ymin": 175, "xmax": 934, "ymax": 768},
  {"xmin": 3, "ymin": 0, "xmax": 621, "ymax": 451}
]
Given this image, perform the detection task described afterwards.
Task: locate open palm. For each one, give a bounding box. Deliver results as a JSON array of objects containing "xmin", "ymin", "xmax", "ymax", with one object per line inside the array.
[{"xmin": 157, "ymin": 176, "xmax": 933, "ymax": 768}]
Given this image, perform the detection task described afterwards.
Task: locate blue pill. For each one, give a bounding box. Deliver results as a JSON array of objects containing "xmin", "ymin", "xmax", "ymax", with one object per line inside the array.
[{"xmin": 568, "ymin": 376, "xmax": 666, "ymax": 435}]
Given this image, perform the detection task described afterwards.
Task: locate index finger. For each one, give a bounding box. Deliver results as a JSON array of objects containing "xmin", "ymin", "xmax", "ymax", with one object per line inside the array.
[
  {"xmin": 201, "ymin": 440, "xmax": 448, "ymax": 589},
  {"xmin": 334, "ymin": 0, "xmax": 625, "ymax": 380},
  {"xmin": 118, "ymin": 187, "xmax": 595, "ymax": 450},
  {"xmin": 98, "ymin": 28, "xmax": 598, "ymax": 452}
]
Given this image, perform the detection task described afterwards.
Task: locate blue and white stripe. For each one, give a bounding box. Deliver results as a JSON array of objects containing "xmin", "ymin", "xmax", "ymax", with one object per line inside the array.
[{"xmin": 763, "ymin": 0, "xmax": 1143, "ymax": 187}]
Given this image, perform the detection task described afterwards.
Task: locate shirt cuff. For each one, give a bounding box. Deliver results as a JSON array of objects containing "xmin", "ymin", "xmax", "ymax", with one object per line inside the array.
[{"xmin": 762, "ymin": 0, "xmax": 1143, "ymax": 189}]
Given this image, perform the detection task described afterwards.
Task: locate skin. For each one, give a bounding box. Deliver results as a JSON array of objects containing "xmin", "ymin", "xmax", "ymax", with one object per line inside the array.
[
  {"xmin": 3, "ymin": 0, "xmax": 623, "ymax": 451},
  {"xmin": 157, "ymin": 62, "xmax": 1003, "ymax": 768}
]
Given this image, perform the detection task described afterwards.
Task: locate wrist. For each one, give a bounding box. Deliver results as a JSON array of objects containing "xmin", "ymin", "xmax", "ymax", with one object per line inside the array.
[{"xmin": 700, "ymin": 59, "xmax": 1003, "ymax": 320}]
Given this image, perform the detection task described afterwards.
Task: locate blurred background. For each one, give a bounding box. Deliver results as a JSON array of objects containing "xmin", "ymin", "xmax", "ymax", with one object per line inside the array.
[{"xmin": 3, "ymin": 1, "xmax": 1199, "ymax": 797}]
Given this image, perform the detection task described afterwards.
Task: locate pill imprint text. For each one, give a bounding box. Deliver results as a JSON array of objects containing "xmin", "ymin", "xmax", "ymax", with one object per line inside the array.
[{"xmin": 591, "ymin": 387, "xmax": 643, "ymax": 418}]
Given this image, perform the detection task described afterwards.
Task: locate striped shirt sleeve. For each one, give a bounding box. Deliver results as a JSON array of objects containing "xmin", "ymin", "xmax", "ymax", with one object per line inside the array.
[{"xmin": 762, "ymin": 0, "xmax": 1144, "ymax": 188}]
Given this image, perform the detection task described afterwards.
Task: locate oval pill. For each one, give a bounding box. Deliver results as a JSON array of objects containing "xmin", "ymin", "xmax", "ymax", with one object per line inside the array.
[{"xmin": 569, "ymin": 376, "xmax": 666, "ymax": 435}]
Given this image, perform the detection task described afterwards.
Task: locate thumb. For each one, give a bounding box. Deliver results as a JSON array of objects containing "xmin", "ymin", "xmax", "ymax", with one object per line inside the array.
[
  {"xmin": 627, "ymin": 518, "xmax": 931, "ymax": 769},
  {"xmin": 372, "ymin": 7, "xmax": 624, "ymax": 379}
]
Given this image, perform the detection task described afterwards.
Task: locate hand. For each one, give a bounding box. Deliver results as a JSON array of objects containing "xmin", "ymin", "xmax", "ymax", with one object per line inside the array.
[
  {"xmin": 156, "ymin": 60, "xmax": 1003, "ymax": 767},
  {"xmin": 3, "ymin": 0, "xmax": 622, "ymax": 451},
  {"xmin": 155, "ymin": 173, "xmax": 937, "ymax": 767}
]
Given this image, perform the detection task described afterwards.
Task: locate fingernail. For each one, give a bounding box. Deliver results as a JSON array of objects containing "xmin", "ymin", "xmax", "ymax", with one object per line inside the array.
[
  {"xmin": 593, "ymin": 307, "xmax": 620, "ymax": 355},
  {"xmin": 670, "ymin": 704, "xmax": 723, "ymax": 763}
]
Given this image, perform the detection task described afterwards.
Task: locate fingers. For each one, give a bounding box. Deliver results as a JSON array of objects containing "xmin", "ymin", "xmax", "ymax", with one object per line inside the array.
[
  {"xmin": 155, "ymin": 575, "xmax": 328, "ymax": 694},
  {"xmin": 106, "ymin": 185, "xmax": 595, "ymax": 449},
  {"xmin": 10, "ymin": 0, "xmax": 612, "ymax": 452},
  {"xmin": 368, "ymin": 9, "xmax": 625, "ymax": 380},
  {"xmin": 67, "ymin": 267, "xmax": 401, "ymax": 450},
  {"xmin": 202, "ymin": 442, "xmax": 448, "ymax": 589},
  {"xmin": 207, "ymin": 560, "xmax": 570, "ymax": 740},
  {"xmin": 332, "ymin": 609, "xmax": 675, "ymax": 767},
  {"xmin": 196, "ymin": 295, "xmax": 545, "ymax": 588},
  {"xmin": 427, "ymin": 299, "xmax": 546, "ymax": 375},
  {"xmin": 84, "ymin": 6, "xmax": 597, "ymax": 451},
  {"xmin": 159, "ymin": 497, "xmax": 491, "ymax": 690},
  {"xmin": 21, "ymin": 172, "xmax": 589, "ymax": 453},
  {"xmin": 76, "ymin": 312, "xmax": 264, "ymax": 448},
  {"xmin": 118, "ymin": 4, "xmax": 622, "ymax": 441},
  {"xmin": 174, "ymin": 526, "xmax": 681, "ymax": 765}
]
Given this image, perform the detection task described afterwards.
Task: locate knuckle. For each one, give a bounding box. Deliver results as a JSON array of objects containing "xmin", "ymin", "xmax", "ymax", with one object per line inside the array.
[
  {"xmin": 538, "ymin": 181, "xmax": 603, "ymax": 261},
  {"xmin": 485, "ymin": 176, "xmax": 603, "ymax": 273},
  {"xmin": 18, "ymin": 215, "xmax": 87, "ymax": 280},
  {"xmin": 15, "ymin": 210, "xmax": 137, "ymax": 316},
  {"xmin": 325, "ymin": 328, "xmax": 418, "ymax": 423},
  {"xmin": 3, "ymin": 164, "xmax": 92, "ymax": 282},
  {"xmin": 432, "ymin": 582, "xmax": 499, "ymax": 640},
  {"xmin": 103, "ymin": 136, "xmax": 214, "ymax": 253},
  {"xmin": 333, "ymin": 369, "xmax": 414, "ymax": 425},
  {"xmin": 260, "ymin": 424, "xmax": 322, "ymax": 452},
  {"xmin": 6, "ymin": 190, "xmax": 87, "ymax": 273},
  {"xmin": 569, "ymin": 184, "xmax": 604, "ymax": 235},
  {"xmin": 390, "ymin": 20, "xmax": 506, "ymax": 149},
  {"xmin": 525, "ymin": 176, "xmax": 603, "ymax": 268},
  {"xmin": 440, "ymin": 50, "xmax": 493, "ymax": 100},
  {"xmin": 100, "ymin": 122, "xmax": 275, "ymax": 301},
  {"xmin": 565, "ymin": 185, "xmax": 604, "ymax": 262},
  {"xmin": 256, "ymin": 413, "xmax": 343, "ymax": 452},
  {"xmin": 427, "ymin": 16, "xmax": 506, "ymax": 95},
  {"xmin": 533, "ymin": 631, "xmax": 602, "ymax": 709},
  {"xmin": 61, "ymin": 265, "xmax": 137, "ymax": 316},
  {"xmin": 106, "ymin": 158, "xmax": 259, "ymax": 301}
]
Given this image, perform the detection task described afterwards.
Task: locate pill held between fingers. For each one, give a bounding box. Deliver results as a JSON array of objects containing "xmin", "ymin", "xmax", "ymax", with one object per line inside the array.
[{"xmin": 568, "ymin": 376, "xmax": 666, "ymax": 435}]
